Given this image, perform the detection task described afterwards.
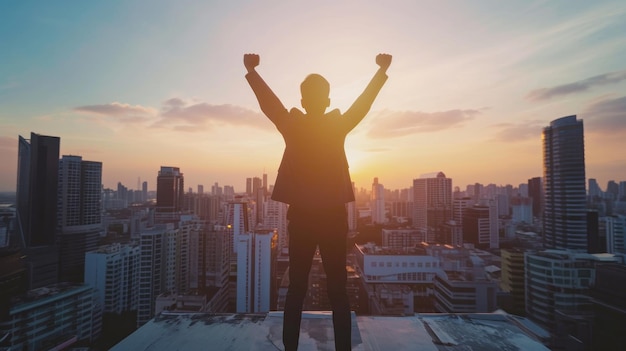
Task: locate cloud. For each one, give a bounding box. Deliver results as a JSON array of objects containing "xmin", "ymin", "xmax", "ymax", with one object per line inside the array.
[
  {"xmin": 582, "ymin": 95, "xmax": 626, "ymax": 133},
  {"xmin": 73, "ymin": 99, "xmax": 271, "ymax": 132},
  {"xmin": 154, "ymin": 99, "xmax": 270, "ymax": 131},
  {"xmin": 526, "ymin": 70, "xmax": 626, "ymax": 101},
  {"xmin": 366, "ymin": 109, "xmax": 479, "ymax": 139},
  {"xmin": 74, "ymin": 102, "xmax": 157, "ymax": 116},
  {"xmin": 490, "ymin": 121, "xmax": 545, "ymax": 142}
]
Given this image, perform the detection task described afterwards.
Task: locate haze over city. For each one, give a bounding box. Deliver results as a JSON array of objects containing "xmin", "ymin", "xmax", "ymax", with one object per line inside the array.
[{"xmin": 1, "ymin": 0, "xmax": 626, "ymax": 192}]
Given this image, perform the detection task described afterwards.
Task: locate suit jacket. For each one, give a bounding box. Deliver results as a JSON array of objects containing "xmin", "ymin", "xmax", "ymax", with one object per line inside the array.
[{"xmin": 245, "ymin": 69, "xmax": 388, "ymax": 208}]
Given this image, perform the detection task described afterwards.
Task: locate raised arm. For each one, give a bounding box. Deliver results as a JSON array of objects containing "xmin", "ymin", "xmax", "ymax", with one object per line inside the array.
[
  {"xmin": 342, "ymin": 53, "xmax": 392, "ymax": 131},
  {"xmin": 244, "ymin": 53, "xmax": 288, "ymax": 125}
]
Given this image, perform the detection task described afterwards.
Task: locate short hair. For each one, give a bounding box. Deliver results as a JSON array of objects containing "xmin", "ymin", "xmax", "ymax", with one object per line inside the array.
[{"xmin": 300, "ymin": 74, "xmax": 330, "ymax": 99}]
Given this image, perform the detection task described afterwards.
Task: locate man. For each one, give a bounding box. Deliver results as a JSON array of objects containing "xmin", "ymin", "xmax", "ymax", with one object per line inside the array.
[{"xmin": 244, "ymin": 52, "xmax": 391, "ymax": 350}]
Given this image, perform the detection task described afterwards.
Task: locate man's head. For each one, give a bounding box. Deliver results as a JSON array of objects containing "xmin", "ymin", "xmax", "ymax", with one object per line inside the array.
[{"xmin": 300, "ymin": 74, "xmax": 330, "ymax": 115}]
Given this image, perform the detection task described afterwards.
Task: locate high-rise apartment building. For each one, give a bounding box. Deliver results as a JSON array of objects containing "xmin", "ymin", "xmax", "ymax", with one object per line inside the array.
[
  {"xmin": 413, "ymin": 172, "xmax": 452, "ymax": 243},
  {"xmin": 542, "ymin": 116, "xmax": 587, "ymax": 251},
  {"xmin": 500, "ymin": 248, "xmax": 528, "ymax": 316},
  {"xmin": 57, "ymin": 155, "xmax": 103, "ymax": 282},
  {"xmin": 84, "ymin": 243, "xmax": 140, "ymax": 314},
  {"xmin": 525, "ymin": 250, "xmax": 620, "ymax": 332},
  {"xmin": 236, "ymin": 229, "xmax": 277, "ymax": 313},
  {"xmin": 156, "ymin": 166, "xmax": 185, "ymax": 222},
  {"xmin": 136, "ymin": 224, "xmax": 186, "ymax": 326},
  {"xmin": 371, "ymin": 177, "xmax": 386, "ymax": 224},
  {"xmin": 16, "ymin": 133, "xmax": 61, "ymax": 289},
  {"xmin": 603, "ymin": 215, "xmax": 626, "ymax": 254},
  {"xmin": 0, "ymin": 284, "xmax": 101, "ymax": 350},
  {"xmin": 225, "ymin": 200, "xmax": 251, "ymax": 311},
  {"xmin": 453, "ymin": 197, "xmax": 473, "ymax": 225}
]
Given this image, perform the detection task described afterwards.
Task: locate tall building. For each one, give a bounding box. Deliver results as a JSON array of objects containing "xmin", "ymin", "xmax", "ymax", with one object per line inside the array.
[
  {"xmin": 136, "ymin": 224, "xmax": 186, "ymax": 326},
  {"xmin": 57, "ymin": 155, "xmax": 103, "ymax": 283},
  {"xmin": 16, "ymin": 133, "xmax": 60, "ymax": 289},
  {"xmin": 462, "ymin": 202, "xmax": 498, "ymax": 249},
  {"xmin": 225, "ymin": 200, "xmax": 251, "ymax": 311},
  {"xmin": 0, "ymin": 284, "xmax": 101, "ymax": 350},
  {"xmin": 84, "ymin": 243, "xmax": 140, "ymax": 315},
  {"xmin": 587, "ymin": 178, "xmax": 602, "ymax": 200},
  {"xmin": 453, "ymin": 197, "xmax": 473, "ymax": 225},
  {"xmin": 211, "ymin": 182, "xmax": 222, "ymax": 196},
  {"xmin": 223, "ymin": 185, "xmax": 235, "ymax": 201},
  {"xmin": 155, "ymin": 166, "xmax": 185, "ymax": 222},
  {"xmin": 603, "ymin": 215, "xmax": 626, "ymax": 254},
  {"xmin": 142, "ymin": 181, "xmax": 148, "ymax": 202},
  {"xmin": 413, "ymin": 172, "xmax": 452, "ymax": 243},
  {"xmin": 371, "ymin": 177, "xmax": 386, "ymax": 224},
  {"xmin": 236, "ymin": 229, "xmax": 277, "ymax": 313},
  {"xmin": 525, "ymin": 250, "xmax": 620, "ymax": 332},
  {"xmin": 202, "ymin": 226, "xmax": 230, "ymax": 287},
  {"xmin": 606, "ymin": 180, "xmax": 619, "ymax": 200},
  {"xmin": 16, "ymin": 133, "xmax": 60, "ymax": 247},
  {"xmin": 246, "ymin": 178, "xmax": 252, "ymax": 196},
  {"xmin": 500, "ymin": 248, "xmax": 528, "ymax": 316},
  {"xmin": 542, "ymin": 116, "xmax": 587, "ymax": 251},
  {"xmin": 511, "ymin": 196, "xmax": 533, "ymax": 224}
]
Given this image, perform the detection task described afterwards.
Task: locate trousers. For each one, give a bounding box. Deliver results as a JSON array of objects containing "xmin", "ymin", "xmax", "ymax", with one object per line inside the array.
[{"xmin": 282, "ymin": 205, "xmax": 351, "ymax": 351}]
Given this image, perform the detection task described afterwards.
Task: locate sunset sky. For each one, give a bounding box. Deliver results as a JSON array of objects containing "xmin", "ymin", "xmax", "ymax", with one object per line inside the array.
[{"xmin": 1, "ymin": 0, "xmax": 625, "ymax": 193}]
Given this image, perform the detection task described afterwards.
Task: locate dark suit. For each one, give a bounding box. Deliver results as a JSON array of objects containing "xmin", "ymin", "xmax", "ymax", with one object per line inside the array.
[
  {"xmin": 245, "ymin": 70, "xmax": 388, "ymax": 208},
  {"xmin": 245, "ymin": 69, "xmax": 388, "ymax": 351}
]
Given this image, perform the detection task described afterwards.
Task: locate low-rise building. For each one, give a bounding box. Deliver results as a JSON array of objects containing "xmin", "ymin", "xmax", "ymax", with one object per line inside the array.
[{"xmin": 0, "ymin": 283, "xmax": 101, "ymax": 351}]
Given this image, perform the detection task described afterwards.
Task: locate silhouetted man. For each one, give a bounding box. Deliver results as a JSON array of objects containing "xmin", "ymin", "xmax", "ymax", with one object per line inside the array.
[{"xmin": 244, "ymin": 53, "xmax": 391, "ymax": 351}]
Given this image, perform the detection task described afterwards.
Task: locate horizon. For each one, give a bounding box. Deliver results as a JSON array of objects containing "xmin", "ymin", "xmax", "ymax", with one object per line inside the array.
[{"xmin": 1, "ymin": 1, "xmax": 625, "ymax": 192}]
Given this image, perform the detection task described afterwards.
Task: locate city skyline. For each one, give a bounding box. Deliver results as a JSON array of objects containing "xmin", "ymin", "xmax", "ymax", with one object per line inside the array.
[{"xmin": 1, "ymin": 1, "xmax": 626, "ymax": 192}]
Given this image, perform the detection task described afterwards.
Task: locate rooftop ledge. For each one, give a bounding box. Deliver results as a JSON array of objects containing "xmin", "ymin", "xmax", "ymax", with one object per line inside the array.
[{"xmin": 111, "ymin": 311, "xmax": 549, "ymax": 351}]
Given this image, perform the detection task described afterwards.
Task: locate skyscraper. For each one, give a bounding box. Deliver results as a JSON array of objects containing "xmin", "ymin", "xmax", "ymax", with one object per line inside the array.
[
  {"xmin": 413, "ymin": 172, "xmax": 452, "ymax": 243},
  {"xmin": 16, "ymin": 133, "xmax": 60, "ymax": 247},
  {"xmin": 226, "ymin": 200, "xmax": 251, "ymax": 310},
  {"xmin": 16, "ymin": 132, "xmax": 60, "ymax": 289},
  {"xmin": 57, "ymin": 155, "xmax": 103, "ymax": 282},
  {"xmin": 371, "ymin": 177, "xmax": 386, "ymax": 224},
  {"xmin": 528, "ymin": 177, "xmax": 543, "ymax": 219},
  {"xmin": 542, "ymin": 115, "xmax": 587, "ymax": 251},
  {"xmin": 156, "ymin": 166, "xmax": 185, "ymax": 222}
]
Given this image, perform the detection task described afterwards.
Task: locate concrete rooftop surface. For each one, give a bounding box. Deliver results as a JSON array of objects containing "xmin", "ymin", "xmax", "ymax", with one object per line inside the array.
[{"xmin": 111, "ymin": 311, "xmax": 550, "ymax": 351}]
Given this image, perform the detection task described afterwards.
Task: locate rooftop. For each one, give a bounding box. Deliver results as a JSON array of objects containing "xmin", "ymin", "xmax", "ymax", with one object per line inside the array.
[{"xmin": 112, "ymin": 311, "xmax": 549, "ymax": 351}]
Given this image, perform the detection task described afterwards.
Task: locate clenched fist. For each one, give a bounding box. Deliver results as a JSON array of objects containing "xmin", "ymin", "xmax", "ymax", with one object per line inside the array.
[{"xmin": 376, "ymin": 54, "xmax": 392, "ymax": 71}]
